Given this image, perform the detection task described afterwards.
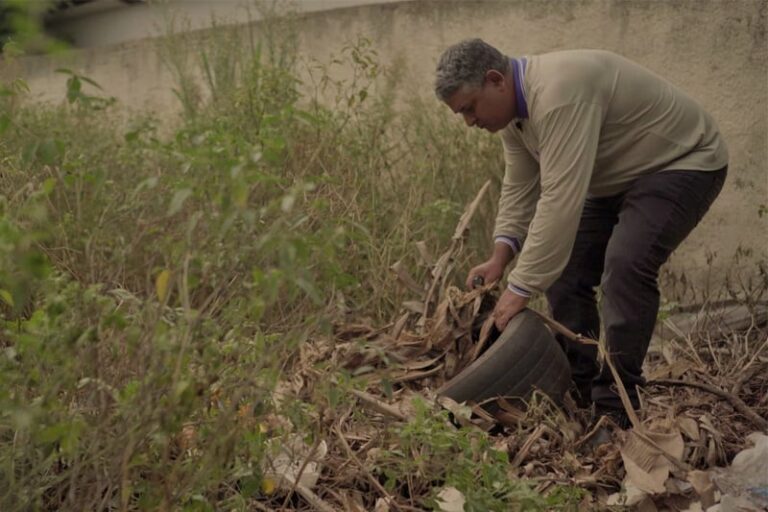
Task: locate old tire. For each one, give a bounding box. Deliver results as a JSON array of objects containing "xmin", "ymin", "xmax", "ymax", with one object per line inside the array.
[{"xmin": 437, "ymin": 309, "xmax": 571, "ymax": 407}]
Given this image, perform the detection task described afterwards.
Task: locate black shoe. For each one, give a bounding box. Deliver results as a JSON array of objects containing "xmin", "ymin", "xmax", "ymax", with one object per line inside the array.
[
  {"xmin": 570, "ymin": 382, "xmax": 593, "ymax": 409},
  {"xmin": 584, "ymin": 406, "xmax": 630, "ymax": 450}
]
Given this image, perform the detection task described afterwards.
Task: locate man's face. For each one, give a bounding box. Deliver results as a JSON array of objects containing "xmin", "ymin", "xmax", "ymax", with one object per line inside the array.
[{"xmin": 445, "ymin": 70, "xmax": 515, "ymax": 133}]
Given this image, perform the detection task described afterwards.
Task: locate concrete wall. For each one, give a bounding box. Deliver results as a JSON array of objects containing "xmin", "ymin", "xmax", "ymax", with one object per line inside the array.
[
  {"xmin": 43, "ymin": 0, "xmax": 407, "ymax": 48},
  {"xmin": 4, "ymin": 0, "xmax": 767, "ymax": 296}
]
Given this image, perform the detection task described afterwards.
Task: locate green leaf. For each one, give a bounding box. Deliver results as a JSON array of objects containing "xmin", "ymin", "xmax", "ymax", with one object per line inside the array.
[
  {"xmin": 66, "ymin": 75, "xmax": 82, "ymax": 103},
  {"xmin": 38, "ymin": 138, "xmax": 63, "ymax": 166},
  {"xmin": 21, "ymin": 252, "xmax": 50, "ymax": 278},
  {"xmin": 42, "ymin": 177, "xmax": 56, "ymax": 195},
  {"xmin": 120, "ymin": 379, "xmax": 141, "ymax": 402},
  {"xmin": 0, "ymin": 114, "xmax": 11, "ymax": 135},
  {"xmin": 294, "ymin": 109, "xmax": 319, "ymax": 127},
  {"xmin": 0, "ymin": 289, "xmax": 14, "ymax": 307},
  {"xmin": 21, "ymin": 140, "xmax": 39, "ymax": 164},
  {"xmin": 76, "ymin": 74, "xmax": 104, "ymax": 90},
  {"xmin": 2, "ymin": 40, "xmax": 23, "ymax": 58},
  {"xmin": 12, "ymin": 78, "xmax": 30, "ymax": 94}
]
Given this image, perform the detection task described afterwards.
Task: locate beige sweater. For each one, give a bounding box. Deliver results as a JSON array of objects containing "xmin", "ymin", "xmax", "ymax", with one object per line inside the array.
[{"xmin": 495, "ymin": 49, "xmax": 728, "ymax": 296}]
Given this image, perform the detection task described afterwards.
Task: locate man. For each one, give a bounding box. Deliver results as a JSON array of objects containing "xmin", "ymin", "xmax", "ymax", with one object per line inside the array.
[{"xmin": 434, "ymin": 40, "xmax": 728, "ymax": 426}]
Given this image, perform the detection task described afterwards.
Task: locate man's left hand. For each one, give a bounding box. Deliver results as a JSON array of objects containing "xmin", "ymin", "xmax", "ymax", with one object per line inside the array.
[{"xmin": 493, "ymin": 289, "xmax": 529, "ymax": 331}]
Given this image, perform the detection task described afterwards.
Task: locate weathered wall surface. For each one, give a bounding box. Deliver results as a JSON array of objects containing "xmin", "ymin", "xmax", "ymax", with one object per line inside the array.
[
  {"xmin": 3, "ymin": 0, "xmax": 767, "ymax": 294},
  {"xmin": 43, "ymin": 0, "xmax": 407, "ymax": 48}
]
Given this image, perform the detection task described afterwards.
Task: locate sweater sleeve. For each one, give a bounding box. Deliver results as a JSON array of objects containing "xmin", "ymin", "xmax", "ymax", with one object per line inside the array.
[
  {"xmin": 493, "ymin": 128, "xmax": 540, "ymax": 254},
  {"xmin": 507, "ymin": 102, "xmax": 602, "ymax": 295}
]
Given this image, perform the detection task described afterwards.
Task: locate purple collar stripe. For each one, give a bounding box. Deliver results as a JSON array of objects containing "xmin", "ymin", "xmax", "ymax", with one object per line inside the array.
[{"xmin": 511, "ymin": 57, "xmax": 529, "ymax": 119}]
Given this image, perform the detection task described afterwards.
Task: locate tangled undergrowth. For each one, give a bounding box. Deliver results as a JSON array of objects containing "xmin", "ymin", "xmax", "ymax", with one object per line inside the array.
[{"xmin": 258, "ymin": 192, "xmax": 767, "ymax": 511}]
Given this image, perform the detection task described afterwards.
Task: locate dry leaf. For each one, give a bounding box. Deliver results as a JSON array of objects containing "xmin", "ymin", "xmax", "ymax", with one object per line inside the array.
[
  {"xmin": 340, "ymin": 491, "xmax": 367, "ymax": 512},
  {"xmin": 263, "ymin": 435, "xmax": 328, "ymax": 490},
  {"xmin": 607, "ymin": 481, "xmax": 649, "ymax": 507},
  {"xmin": 374, "ymin": 497, "xmax": 391, "ymax": 512},
  {"xmin": 666, "ymin": 478, "xmax": 693, "ymax": 494},
  {"xmin": 451, "ymin": 180, "xmax": 491, "ymax": 240},
  {"xmin": 390, "ymin": 260, "xmax": 423, "ymax": 295},
  {"xmin": 437, "ymin": 396, "xmax": 473, "ymax": 427},
  {"xmin": 719, "ymin": 494, "xmax": 765, "ymax": 511},
  {"xmin": 176, "ymin": 423, "xmax": 197, "ymax": 451},
  {"xmin": 403, "ymin": 301, "xmax": 425, "ymax": 314},
  {"xmin": 688, "ymin": 470, "xmax": 716, "ymax": 509},
  {"xmin": 436, "ymin": 486, "xmax": 466, "ymax": 512},
  {"xmin": 637, "ymin": 496, "xmax": 659, "ymax": 512},
  {"xmin": 415, "ymin": 241, "xmax": 433, "ymax": 267},
  {"xmin": 677, "ymin": 416, "xmax": 700, "ymax": 441},
  {"xmin": 391, "ymin": 312, "xmax": 410, "ymax": 339},
  {"xmin": 620, "ymin": 429, "xmax": 684, "ymax": 495}
]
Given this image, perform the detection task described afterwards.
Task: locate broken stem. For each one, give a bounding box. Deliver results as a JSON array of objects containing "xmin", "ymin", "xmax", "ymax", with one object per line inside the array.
[{"xmin": 350, "ymin": 389, "xmax": 409, "ymax": 422}]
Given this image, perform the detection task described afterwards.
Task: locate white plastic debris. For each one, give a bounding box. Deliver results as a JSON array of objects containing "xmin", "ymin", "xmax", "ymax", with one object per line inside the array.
[{"xmin": 711, "ymin": 433, "xmax": 768, "ymax": 511}]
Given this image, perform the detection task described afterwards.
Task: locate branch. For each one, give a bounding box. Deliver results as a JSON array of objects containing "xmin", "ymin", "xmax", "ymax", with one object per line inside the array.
[{"xmin": 651, "ymin": 378, "xmax": 768, "ymax": 431}]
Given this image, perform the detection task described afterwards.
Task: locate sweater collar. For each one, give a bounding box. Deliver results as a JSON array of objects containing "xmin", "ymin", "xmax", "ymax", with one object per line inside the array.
[{"xmin": 511, "ymin": 57, "xmax": 529, "ymax": 120}]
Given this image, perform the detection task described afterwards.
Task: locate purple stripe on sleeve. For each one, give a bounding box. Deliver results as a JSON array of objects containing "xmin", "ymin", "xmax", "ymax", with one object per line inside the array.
[
  {"xmin": 508, "ymin": 283, "xmax": 532, "ymax": 298},
  {"xmin": 494, "ymin": 235, "xmax": 522, "ymax": 254}
]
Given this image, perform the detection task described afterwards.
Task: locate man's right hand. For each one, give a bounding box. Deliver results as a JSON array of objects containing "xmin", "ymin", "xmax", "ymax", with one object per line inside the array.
[
  {"xmin": 466, "ymin": 259, "xmax": 505, "ymax": 289},
  {"xmin": 466, "ymin": 241, "xmax": 518, "ymax": 289}
]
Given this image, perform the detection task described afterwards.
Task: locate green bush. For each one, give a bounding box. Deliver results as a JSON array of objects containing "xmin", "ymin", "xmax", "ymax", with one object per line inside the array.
[{"xmin": 0, "ymin": 15, "xmax": 511, "ymax": 510}]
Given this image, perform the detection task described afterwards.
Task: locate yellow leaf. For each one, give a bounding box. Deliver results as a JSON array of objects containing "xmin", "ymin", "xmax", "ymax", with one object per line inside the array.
[
  {"xmin": 261, "ymin": 477, "xmax": 277, "ymax": 495},
  {"xmin": 155, "ymin": 269, "xmax": 171, "ymax": 302},
  {"xmin": 0, "ymin": 289, "xmax": 14, "ymax": 307}
]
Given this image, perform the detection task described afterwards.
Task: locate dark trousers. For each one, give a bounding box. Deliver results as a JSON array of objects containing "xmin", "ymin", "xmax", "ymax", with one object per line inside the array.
[{"xmin": 545, "ymin": 167, "xmax": 727, "ymax": 410}]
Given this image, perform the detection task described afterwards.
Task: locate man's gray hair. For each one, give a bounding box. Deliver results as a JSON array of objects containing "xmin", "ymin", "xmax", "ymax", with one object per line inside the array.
[{"xmin": 434, "ymin": 38, "xmax": 510, "ymax": 102}]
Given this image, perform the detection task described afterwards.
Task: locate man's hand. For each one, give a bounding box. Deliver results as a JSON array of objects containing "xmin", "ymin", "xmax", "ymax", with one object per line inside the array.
[
  {"xmin": 466, "ymin": 259, "xmax": 505, "ymax": 289},
  {"xmin": 492, "ymin": 289, "xmax": 529, "ymax": 331},
  {"xmin": 466, "ymin": 241, "xmax": 517, "ymax": 290}
]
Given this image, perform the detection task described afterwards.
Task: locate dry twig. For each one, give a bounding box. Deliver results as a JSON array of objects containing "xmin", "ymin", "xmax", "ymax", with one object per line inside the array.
[
  {"xmin": 350, "ymin": 389, "xmax": 409, "ymax": 422},
  {"xmin": 281, "ymin": 473, "xmax": 339, "ymax": 512},
  {"xmin": 333, "ymin": 426, "xmax": 402, "ymax": 511},
  {"xmin": 652, "ymin": 378, "xmax": 768, "ymax": 431}
]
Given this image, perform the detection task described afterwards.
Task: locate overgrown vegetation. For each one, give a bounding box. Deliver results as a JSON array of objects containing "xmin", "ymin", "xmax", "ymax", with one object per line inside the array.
[
  {"xmin": 3, "ymin": 6, "xmax": 765, "ymax": 512},
  {"xmin": 0, "ymin": 10, "xmax": 546, "ymax": 511}
]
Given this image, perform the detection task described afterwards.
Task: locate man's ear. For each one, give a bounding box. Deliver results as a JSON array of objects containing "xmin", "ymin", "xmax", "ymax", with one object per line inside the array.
[{"xmin": 485, "ymin": 69, "xmax": 506, "ymax": 86}]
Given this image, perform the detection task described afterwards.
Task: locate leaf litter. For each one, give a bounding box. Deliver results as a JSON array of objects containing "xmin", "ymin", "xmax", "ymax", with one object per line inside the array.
[{"xmin": 250, "ymin": 182, "xmax": 768, "ymax": 511}]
